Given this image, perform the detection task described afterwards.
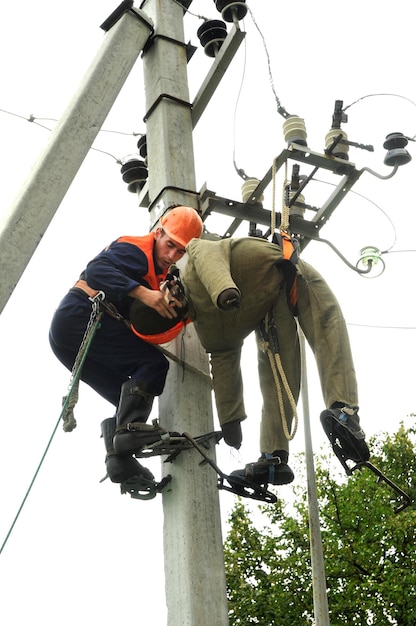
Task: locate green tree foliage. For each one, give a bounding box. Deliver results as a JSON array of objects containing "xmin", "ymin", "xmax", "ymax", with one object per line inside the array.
[{"xmin": 224, "ymin": 423, "xmax": 416, "ymax": 625}]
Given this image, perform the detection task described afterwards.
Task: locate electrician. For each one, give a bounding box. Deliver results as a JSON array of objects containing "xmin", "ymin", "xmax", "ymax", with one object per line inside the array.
[{"xmin": 49, "ymin": 206, "xmax": 203, "ymax": 485}]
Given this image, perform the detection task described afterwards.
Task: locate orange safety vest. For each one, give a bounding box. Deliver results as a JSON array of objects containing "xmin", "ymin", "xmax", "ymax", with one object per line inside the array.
[
  {"xmin": 117, "ymin": 233, "xmax": 165, "ymax": 290},
  {"xmin": 118, "ymin": 234, "xmax": 190, "ymax": 345}
]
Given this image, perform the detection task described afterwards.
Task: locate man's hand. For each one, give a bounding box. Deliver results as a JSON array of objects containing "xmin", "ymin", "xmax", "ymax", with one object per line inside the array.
[{"xmin": 129, "ymin": 285, "xmax": 178, "ymax": 319}]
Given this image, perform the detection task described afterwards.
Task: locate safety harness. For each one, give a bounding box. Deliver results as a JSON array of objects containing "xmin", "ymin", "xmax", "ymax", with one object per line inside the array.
[{"xmin": 272, "ymin": 229, "xmax": 299, "ymax": 314}]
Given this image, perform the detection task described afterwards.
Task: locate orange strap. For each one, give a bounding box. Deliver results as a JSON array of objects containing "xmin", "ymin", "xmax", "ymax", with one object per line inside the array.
[
  {"xmin": 288, "ymin": 275, "xmax": 298, "ymax": 309},
  {"xmin": 130, "ymin": 319, "xmax": 191, "ymax": 345},
  {"xmin": 280, "ymin": 231, "xmax": 296, "ymax": 262},
  {"xmin": 280, "ymin": 231, "xmax": 298, "ymax": 309}
]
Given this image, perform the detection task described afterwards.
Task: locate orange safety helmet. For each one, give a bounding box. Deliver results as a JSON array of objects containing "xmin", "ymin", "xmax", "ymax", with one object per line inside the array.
[{"xmin": 160, "ymin": 206, "xmax": 203, "ymax": 248}]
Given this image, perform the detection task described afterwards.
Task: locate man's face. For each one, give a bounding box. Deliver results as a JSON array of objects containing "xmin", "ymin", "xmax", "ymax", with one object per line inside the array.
[{"xmin": 154, "ymin": 228, "xmax": 186, "ymax": 271}]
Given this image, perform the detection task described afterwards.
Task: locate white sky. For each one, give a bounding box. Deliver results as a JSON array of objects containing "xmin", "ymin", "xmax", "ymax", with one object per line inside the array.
[{"xmin": 1, "ymin": 1, "xmax": 415, "ymax": 624}]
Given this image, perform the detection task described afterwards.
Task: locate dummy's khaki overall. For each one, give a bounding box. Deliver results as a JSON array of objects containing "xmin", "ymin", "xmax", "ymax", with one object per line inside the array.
[{"xmin": 182, "ymin": 237, "xmax": 358, "ymax": 455}]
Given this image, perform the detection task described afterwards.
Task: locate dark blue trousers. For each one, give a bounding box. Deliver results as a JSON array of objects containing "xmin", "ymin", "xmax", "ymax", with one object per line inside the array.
[{"xmin": 49, "ymin": 290, "xmax": 169, "ymax": 406}]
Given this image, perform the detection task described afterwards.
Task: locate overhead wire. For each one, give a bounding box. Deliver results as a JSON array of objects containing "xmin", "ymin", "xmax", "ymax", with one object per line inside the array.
[
  {"xmin": 170, "ymin": 0, "xmax": 209, "ymax": 22},
  {"xmin": 246, "ymin": 6, "xmax": 289, "ymax": 119},
  {"xmin": 313, "ymin": 176, "xmax": 398, "ymax": 253},
  {"xmin": 343, "ymin": 93, "xmax": 416, "ymax": 140},
  {"xmin": 231, "ymin": 5, "xmax": 291, "ymax": 180},
  {"xmin": 232, "ymin": 20, "xmax": 249, "ymax": 180},
  {"xmin": 348, "ymin": 321, "xmax": 416, "ymax": 330},
  {"xmin": 0, "ymin": 107, "xmax": 144, "ymax": 163}
]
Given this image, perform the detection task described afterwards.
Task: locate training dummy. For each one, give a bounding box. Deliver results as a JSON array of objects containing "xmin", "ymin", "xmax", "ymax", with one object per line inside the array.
[{"xmin": 179, "ymin": 235, "xmax": 366, "ymax": 487}]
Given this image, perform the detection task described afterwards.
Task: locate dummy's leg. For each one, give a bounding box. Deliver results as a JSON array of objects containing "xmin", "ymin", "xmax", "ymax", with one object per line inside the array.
[
  {"xmin": 230, "ymin": 289, "xmax": 301, "ymax": 486},
  {"xmin": 101, "ymin": 417, "xmax": 154, "ymax": 483},
  {"xmin": 296, "ymin": 260, "xmax": 365, "ymax": 439},
  {"xmin": 210, "ymin": 347, "xmax": 246, "ymax": 449}
]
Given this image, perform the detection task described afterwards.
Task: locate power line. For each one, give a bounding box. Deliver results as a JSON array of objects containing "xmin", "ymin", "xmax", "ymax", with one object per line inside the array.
[
  {"xmin": 348, "ymin": 322, "xmax": 416, "ymax": 330},
  {"xmin": 343, "ymin": 93, "xmax": 416, "ymax": 139},
  {"xmin": 0, "ymin": 107, "xmax": 144, "ymax": 162}
]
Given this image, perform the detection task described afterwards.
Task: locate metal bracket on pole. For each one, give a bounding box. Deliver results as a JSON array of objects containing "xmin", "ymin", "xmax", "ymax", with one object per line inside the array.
[
  {"xmin": 192, "ymin": 25, "xmax": 246, "ymax": 127},
  {"xmin": 100, "ymin": 0, "xmax": 134, "ymax": 30},
  {"xmin": 100, "ymin": 1, "xmax": 155, "ymax": 34}
]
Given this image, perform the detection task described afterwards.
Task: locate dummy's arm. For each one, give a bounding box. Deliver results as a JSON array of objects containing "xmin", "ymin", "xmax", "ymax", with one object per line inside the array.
[
  {"xmin": 210, "ymin": 348, "xmax": 246, "ymax": 426},
  {"xmin": 185, "ymin": 239, "xmax": 241, "ymax": 309}
]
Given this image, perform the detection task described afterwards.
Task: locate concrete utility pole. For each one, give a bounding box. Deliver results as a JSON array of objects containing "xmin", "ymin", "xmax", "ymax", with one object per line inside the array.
[
  {"xmin": 140, "ymin": 1, "xmax": 229, "ymax": 623},
  {"xmin": 0, "ymin": 6, "xmax": 153, "ymax": 315}
]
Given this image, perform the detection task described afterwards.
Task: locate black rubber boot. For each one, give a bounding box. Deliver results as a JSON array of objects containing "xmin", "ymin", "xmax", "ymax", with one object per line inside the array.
[
  {"xmin": 229, "ymin": 450, "xmax": 294, "ymax": 488},
  {"xmin": 101, "ymin": 417, "xmax": 154, "ymax": 483},
  {"xmin": 327, "ymin": 405, "xmax": 366, "ymax": 440},
  {"xmin": 113, "ymin": 379, "xmax": 168, "ymax": 456},
  {"xmin": 320, "ymin": 409, "xmax": 370, "ymax": 465}
]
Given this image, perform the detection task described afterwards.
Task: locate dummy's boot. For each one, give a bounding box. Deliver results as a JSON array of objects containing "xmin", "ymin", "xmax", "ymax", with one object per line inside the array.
[
  {"xmin": 325, "ymin": 404, "xmax": 366, "ymax": 439},
  {"xmin": 113, "ymin": 379, "xmax": 168, "ymax": 456},
  {"xmin": 320, "ymin": 406, "xmax": 370, "ymax": 466},
  {"xmin": 229, "ymin": 449, "xmax": 294, "ymax": 489},
  {"xmin": 101, "ymin": 417, "xmax": 154, "ymax": 483}
]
